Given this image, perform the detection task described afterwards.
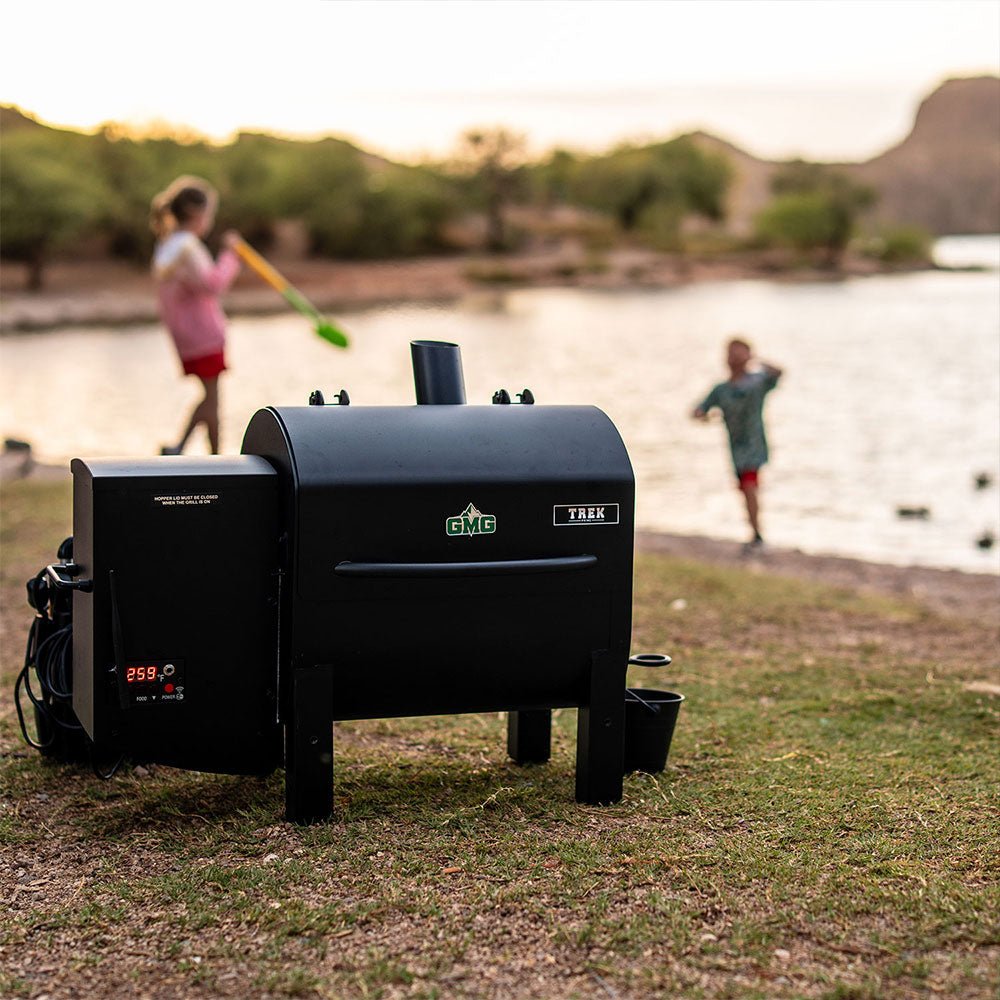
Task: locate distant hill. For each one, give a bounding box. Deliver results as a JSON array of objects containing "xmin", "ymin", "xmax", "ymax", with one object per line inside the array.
[
  {"xmin": 849, "ymin": 76, "xmax": 1000, "ymax": 235},
  {"xmin": 0, "ymin": 105, "xmax": 48, "ymax": 132},
  {"xmin": 692, "ymin": 76, "xmax": 1000, "ymax": 237}
]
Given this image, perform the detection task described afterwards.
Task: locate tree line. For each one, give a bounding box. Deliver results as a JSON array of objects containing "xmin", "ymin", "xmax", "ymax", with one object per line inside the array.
[{"xmin": 1, "ymin": 108, "xmax": 926, "ymax": 289}]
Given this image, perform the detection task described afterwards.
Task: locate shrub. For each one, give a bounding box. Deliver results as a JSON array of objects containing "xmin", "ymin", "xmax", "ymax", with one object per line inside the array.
[
  {"xmin": 755, "ymin": 192, "xmax": 841, "ymax": 253},
  {"xmin": 860, "ymin": 226, "xmax": 932, "ymax": 264},
  {"xmin": 755, "ymin": 162, "xmax": 877, "ymax": 264}
]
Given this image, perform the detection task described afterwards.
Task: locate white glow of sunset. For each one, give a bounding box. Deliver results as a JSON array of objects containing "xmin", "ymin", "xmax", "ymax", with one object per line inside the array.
[{"xmin": 2, "ymin": 0, "xmax": 998, "ymax": 160}]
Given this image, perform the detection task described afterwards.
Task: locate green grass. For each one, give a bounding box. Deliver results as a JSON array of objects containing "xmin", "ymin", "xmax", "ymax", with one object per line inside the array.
[{"xmin": 1, "ymin": 477, "xmax": 998, "ymax": 998}]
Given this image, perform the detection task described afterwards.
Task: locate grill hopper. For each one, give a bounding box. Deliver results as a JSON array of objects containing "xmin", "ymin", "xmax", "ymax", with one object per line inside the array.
[{"xmin": 242, "ymin": 347, "xmax": 635, "ymax": 822}]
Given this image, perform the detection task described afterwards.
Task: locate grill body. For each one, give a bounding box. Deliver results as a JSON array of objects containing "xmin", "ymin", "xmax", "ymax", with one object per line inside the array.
[
  {"xmin": 62, "ymin": 344, "xmax": 639, "ymax": 823},
  {"xmin": 242, "ymin": 403, "xmax": 635, "ymax": 821}
]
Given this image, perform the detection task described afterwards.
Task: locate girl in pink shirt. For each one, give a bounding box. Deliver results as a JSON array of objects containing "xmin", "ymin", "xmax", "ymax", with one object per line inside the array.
[{"xmin": 150, "ymin": 176, "xmax": 242, "ymax": 455}]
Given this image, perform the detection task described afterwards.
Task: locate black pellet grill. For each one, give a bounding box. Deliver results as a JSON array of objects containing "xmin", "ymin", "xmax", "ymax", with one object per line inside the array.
[{"xmin": 68, "ymin": 342, "xmax": 635, "ymax": 822}]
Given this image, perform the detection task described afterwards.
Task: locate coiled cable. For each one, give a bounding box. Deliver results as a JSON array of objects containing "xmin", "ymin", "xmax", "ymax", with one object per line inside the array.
[{"xmin": 15, "ymin": 616, "xmax": 82, "ymax": 750}]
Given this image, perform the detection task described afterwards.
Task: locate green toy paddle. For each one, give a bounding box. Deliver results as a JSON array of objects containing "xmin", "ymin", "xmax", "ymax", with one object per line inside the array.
[{"xmin": 232, "ymin": 237, "xmax": 349, "ymax": 348}]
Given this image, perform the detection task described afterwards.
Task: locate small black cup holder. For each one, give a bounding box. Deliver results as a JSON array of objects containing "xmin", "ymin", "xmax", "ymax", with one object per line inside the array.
[{"xmin": 628, "ymin": 653, "xmax": 671, "ymax": 668}]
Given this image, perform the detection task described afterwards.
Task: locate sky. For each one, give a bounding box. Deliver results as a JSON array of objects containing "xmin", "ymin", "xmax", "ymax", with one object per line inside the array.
[{"xmin": 2, "ymin": 0, "xmax": 998, "ymax": 162}]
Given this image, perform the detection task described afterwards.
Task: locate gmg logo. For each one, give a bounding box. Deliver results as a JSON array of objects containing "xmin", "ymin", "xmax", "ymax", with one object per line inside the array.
[{"xmin": 446, "ymin": 502, "xmax": 497, "ymax": 537}]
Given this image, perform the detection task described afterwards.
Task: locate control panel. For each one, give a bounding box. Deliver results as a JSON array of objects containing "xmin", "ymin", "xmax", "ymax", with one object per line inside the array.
[{"xmin": 120, "ymin": 659, "xmax": 185, "ymax": 706}]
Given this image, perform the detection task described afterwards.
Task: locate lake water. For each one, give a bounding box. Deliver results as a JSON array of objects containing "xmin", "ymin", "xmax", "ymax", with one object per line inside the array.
[{"xmin": 2, "ymin": 236, "xmax": 998, "ymax": 574}]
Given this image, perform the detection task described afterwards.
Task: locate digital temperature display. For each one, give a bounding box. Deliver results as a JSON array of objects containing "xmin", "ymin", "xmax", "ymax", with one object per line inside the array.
[
  {"xmin": 121, "ymin": 660, "xmax": 184, "ymax": 706},
  {"xmin": 126, "ymin": 665, "xmax": 159, "ymax": 683}
]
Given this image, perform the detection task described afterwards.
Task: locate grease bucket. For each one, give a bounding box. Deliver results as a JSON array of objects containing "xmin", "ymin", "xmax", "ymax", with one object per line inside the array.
[{"xmin": 623, "ymin": 687, "xmax": 684, "ymax": 774}]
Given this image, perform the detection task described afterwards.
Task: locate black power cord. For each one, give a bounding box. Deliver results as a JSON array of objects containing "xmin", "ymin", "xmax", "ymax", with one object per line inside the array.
[
  {"xmin": 15, "ymin": 618, "xmax": 55, "ymax": 750},
  {"xmin": 91, "ymin": 751, "xmax": 126, "ymax": 781},
  {"xmin": 17, "ymin": 544, "xmax": 125, "ymax": 779},
  {"xmin": 15, "ymin": 613, "xmax": 83, "ymax": 750}
]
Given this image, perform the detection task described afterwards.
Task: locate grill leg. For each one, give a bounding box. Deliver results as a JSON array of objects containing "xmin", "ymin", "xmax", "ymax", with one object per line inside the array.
[
  {"xmin": 507, "ymin": 709, "xmax": 551, "ymax": 764},
  {"xmin": 575, "ymin": 649, "xmax": 625, "ymax": 805},
  {"xmin": 285, "ymin": 665, "xmax": 335, "ymax": 824}
]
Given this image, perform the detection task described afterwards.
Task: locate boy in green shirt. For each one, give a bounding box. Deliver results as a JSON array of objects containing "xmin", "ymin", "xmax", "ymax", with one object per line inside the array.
[{"xmin": 692, "ymin": 338, "xmax": 783, "ymax": 551}]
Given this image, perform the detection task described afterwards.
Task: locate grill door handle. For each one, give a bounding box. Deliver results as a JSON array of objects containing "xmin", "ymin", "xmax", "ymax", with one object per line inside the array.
[{"xmin": 334, "ymin": 554, "xmax": 598, "ymax": 578}]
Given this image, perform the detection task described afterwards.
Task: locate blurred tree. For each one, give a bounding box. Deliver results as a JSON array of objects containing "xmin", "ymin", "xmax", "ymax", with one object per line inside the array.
[
  {"xmin": 453, "ymin": 128, "xmax": 527, "ymax": 251},
  {"xmin": 352, "ymin": 166, "xmax": 459, "ymax": 258},
  {"xmin": 532, "ymin": 148, "xmax": 580, "ymax": 206},
  {"xmin": 0, "ymin": 131, "xmax": 108, "ymax": 288},
  {"xmin": 216, "ymin": 132, "xmax": 301, "ymax": 248},
  {"xmin": 570, "ymin": 137, "xmax": 730, "ymax": 249},
  {"xmin": 756, "ymin": 161, "xmax": 876, "ymax": 264},
  {"xmin": 272, "ymin": 138, "xmax": 368, "ymax": 256},
  {"xmin": 92, "ymin": 129, "xmax": 156, "ymax": 260},
  {"xmin": 2, "ymin": 117, "xmax": 462, "ymax": 270}
]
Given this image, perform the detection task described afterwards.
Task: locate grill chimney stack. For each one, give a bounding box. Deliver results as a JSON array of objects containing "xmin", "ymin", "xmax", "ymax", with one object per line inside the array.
[{"xmin": 411, "ymin": 340, "xmax": 466, "ymax": 405}]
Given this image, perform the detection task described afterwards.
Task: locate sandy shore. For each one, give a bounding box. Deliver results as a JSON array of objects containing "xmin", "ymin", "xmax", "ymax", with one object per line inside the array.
[
  {"xmin": 635, "ymin": 530, "xmax": 999, "ymax": 623},
  {"xmin": 0, "ymin": 248, "xmax": 919, "ymax": 332}
]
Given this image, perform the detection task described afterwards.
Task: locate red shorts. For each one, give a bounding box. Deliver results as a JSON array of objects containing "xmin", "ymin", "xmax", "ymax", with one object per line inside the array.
[
  {"xmin": 737, "ymin": 469, "xmax": 759, "ymax": 489},
  {"xmin": 182, "ymin": 351, "xmax": 227, "ymax": 379}
]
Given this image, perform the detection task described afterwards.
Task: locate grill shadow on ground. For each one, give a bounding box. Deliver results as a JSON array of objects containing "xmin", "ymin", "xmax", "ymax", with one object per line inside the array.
[
  {"xmin": 334, "ymin": 758, "xmax": 578, "ymax": 824},
  {"xmin": 68, "ymin": 768, "xmax": 284, "ymax": 838},
  {"xmin": 35, "ymin": 723, "xmax": 595, "ymax": 837},
  {"xmin": 329, "ymin": 715, "xmax": 590, "ymax": 823}
]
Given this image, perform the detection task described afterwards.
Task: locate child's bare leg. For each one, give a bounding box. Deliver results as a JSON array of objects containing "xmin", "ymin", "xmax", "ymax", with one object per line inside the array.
[
  {"xmin": 174, "ymin": 403, "xmax": 201, "ymax": 453},
  {"xmin": 174, "ymin": 376, "xmax": 219, "ymax": 453},
  {"xmin": 740, "ymin": 482, "xmax": 761, "ymax": 539},
  {"xmin": 200, "ymin": 376, "xmax": 220, "ymax": 454}
]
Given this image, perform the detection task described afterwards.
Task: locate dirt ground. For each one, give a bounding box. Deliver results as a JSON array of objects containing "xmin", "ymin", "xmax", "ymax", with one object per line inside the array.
[
  {"xmin": 635, "ymin": 530, "xmax": 1000, "ymax": 624},
  {"xmin": 2, "ymin": 473, "xmax": 998, "ymax": 1000}
]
